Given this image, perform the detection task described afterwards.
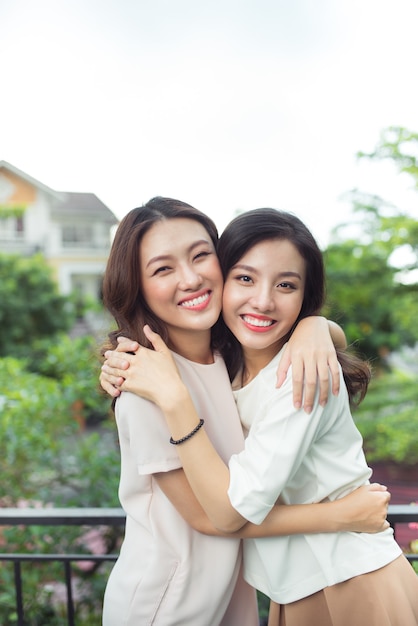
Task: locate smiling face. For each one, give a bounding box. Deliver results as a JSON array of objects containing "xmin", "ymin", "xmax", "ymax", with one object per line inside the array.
[
  {"xmin": 140, "ymin": 217, "xmax": 223, "ymax": 361},
  {"xmin": 222, "ymin": 238, "xmax": 306, "ymax": 368}
]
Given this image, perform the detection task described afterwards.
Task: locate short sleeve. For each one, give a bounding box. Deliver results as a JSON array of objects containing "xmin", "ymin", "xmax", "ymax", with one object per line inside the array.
[
  {"xmin": 227, "ymin": 368, "xmax": 324, "ymax": 524},
  {"xmin": 116, "ymin": 390, "xmax": 182, "ymax": 475}
]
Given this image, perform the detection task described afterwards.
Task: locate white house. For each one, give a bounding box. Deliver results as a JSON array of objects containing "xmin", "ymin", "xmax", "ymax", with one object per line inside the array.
[{"xmin": 0, "ymin": 160, "xmax": 119, "ymax": 302}]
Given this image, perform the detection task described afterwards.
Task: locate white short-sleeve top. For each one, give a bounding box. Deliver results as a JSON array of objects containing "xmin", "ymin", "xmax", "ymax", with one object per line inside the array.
[
  {"xmin": 102, "ymin": 351, "xmax": 258, "ymax": 626},
  {"xmin": 228, "ymin": 346, "xmax": 401, "ymax": 604}
]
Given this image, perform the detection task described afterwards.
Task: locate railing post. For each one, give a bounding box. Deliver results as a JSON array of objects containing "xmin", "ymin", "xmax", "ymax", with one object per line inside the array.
[
  {"xmin": 13, "ymin": 561, "xmax": 25, "ymax": 626},
  {"xmin": 64, "ymin": 561, "xmax": 75, "ymax": 626}
]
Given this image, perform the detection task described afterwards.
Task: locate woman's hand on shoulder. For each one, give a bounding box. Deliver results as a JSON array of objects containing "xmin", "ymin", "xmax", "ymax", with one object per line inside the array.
[
  {"xmin": 100, "ymin": 337, "xmax": 139, "ymax": 397},
  {"xmin": 276, "ymin": 316, "xmax": 346, "ymax": 413},
  {"xmin": 102, "ymin": 327, "xmax": 185, "ymax": 409}
]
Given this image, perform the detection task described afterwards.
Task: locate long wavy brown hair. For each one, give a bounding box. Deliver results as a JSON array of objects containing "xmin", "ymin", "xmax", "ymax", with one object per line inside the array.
[{"xmin": 101, "ymin": 196, "xmax": 219, "ymax": 353}]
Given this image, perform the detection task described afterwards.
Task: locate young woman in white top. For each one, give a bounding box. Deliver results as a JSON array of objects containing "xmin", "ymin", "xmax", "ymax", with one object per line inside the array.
[
  {"xmin": 100, "ymin": 199, "xmax": 391, "ymax": 626},
  {"xmin": 103, "ymin": 206, "xmax": 418, "ymax": 626}
]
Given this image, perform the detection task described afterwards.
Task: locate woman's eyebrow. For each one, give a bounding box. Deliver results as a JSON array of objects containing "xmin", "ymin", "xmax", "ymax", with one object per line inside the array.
[
  {"xmin": 231, "ymin": 263, "xmax": 257, "ymax": 273},
  {"xmin": 276, "ymin": 271, "xmax": 303, "ymax": 280},
  {"xmin": 146, "ymin": 253, "xmax": 173, "ymax": 268},
  {"xmin": 231, "ymin": 263, "xmax": 302, "ymax": 280},
  {"xmin": 146, "ymin": 239, "xmax": 212, "ymax": 268}
]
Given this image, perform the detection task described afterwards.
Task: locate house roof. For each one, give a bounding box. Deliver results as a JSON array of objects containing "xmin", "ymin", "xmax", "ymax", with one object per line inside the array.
[
  {"xmin": 52, "ymin": 191, "xmax": 118, "ymax": 224},
  {"xmin": 0, "ymin": 160, "xmax": 62, "ymax": 200},
  {"xmin": 0, "ymin": 160, "xmax": 119, "ymax": 224}
]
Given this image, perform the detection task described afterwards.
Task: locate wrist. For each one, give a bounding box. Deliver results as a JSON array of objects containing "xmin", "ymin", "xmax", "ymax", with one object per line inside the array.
[
  {"xmin": 162, "ymin": 388, "xmax": 204, "ymax": 444},
  {"xmin": 323, "ymin": 499, "xmax": 346, "ymax": 532},
  {"xmin": 159, "ymin": 382, "xmax": 192, "ymax": 415}
]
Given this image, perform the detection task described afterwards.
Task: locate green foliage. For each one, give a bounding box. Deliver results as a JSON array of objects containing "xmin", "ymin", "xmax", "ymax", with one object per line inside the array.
[
  {"xmin": 325, "ymin": 126, "xmax": 418, "ymax": 470},
  {"xmin": 324, "ymin": 240, "xmax": 391, "ymax": 358},
  {"xmin": 324, "ymin": 198, "xmax": 418, "ymax": 365},
  {"xmin": 0, "ymin": 204, "xmax": 27, "ymax": 219},
  {"xmin": 0, "ymin": 337, "xmax": 120, "ymax": 624},
  {"xmin": 323, "ymin": 126, "xmax": 418, "ymax": 365},
  {"xmin": 25, "ymin": 334, "xmax": 112, "ymax": 426},
  {"xmin": 1, "ymin": 357, "xmax": 74, "ymax": 502},
  {"xmin": 0, "ymin": 253, "xmax": 120, "ymax": 623},
  {"xmin": 353, "ymin": 368, "xmax": 418, "ymax": 464},
  {"xmin": 0, "ymin": 346, "xmax": 119, "ymax": 507},
  {"xmin": 0, "ymin": 254, "xmax": 75, "ymax": 358},
  {"xmin": 358, "ymin": 125, "xmax": 418, "ymax": 186}
]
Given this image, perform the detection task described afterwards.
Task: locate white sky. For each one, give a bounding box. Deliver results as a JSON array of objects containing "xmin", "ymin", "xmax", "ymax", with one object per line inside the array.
[{"xmin": 1, "ymin": 0, "xmax": 417, "ymax": 247}]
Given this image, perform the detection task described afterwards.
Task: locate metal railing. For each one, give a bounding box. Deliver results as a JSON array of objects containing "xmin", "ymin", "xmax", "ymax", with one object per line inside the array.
[
  {"xmin": 0, "ymin": 508, "xmax": 125, "ymax": 626},
  {"xmin": 0, "ymin": 506, "xmax": 417, "ymax": 626}
]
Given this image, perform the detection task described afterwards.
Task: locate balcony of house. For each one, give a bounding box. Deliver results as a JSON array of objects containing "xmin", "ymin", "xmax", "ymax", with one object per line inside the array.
[
  {"xmin": 0, "ymin": 218, "xmax": 42, "ymax": 256},
  {"xmin": 0, "ymin": 238, "xmax": 42, "ymax": 256},
  {"xmin": 56, "ymin": 222, "xmax": 114, "ymax": 255},
  {"xmin": 0, "ymin": 506, "xmax": 417, "ymax": 626}
]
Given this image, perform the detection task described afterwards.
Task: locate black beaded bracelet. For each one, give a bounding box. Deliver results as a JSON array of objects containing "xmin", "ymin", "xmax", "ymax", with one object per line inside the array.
[{"xmin": 169, "ymin": 419, "xmax": 205, "ymax": 445}]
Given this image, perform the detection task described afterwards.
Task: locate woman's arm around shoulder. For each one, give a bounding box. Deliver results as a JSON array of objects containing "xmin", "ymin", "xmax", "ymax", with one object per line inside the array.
[
  {"xmin": 157, "ymin": 469, "xmax": 390, "ymax": 537},
  {"xmin": 277, "ymin": 316, "xmax": 347, "ymax": 412}
]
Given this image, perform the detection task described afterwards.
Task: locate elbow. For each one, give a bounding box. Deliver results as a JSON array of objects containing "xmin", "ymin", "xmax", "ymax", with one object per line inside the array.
[
  {"xmin": 210, "ymin": 499, "xmax": 248, "ymax": 533},
  {"xmin": 213, "ymin": 514, "xmax": 247, "ymax": 534},
  {"xmin": 187, "ymin": 513, "xmax": 246, "ymax": 535},
  {"xmin": 190, "ymin": 519, "xmax": 215, "ymax": 535}
]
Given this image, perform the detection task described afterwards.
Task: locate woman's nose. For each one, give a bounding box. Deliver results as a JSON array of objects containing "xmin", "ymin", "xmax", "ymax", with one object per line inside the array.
[
  {"xmin": 250, "ymin": 287, "xmax": 274, "ymax": 311},
  {"xmin": 178, "ymin": 264, "xmax": 202, "ymax": 289}
]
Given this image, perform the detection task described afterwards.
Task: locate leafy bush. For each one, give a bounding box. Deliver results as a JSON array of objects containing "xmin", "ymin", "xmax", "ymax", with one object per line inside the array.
[
  {"xmin": 0, "ymin": 348, "xmax": 120, "ymax": 507},
  {"xmin": 0, "ymin": 334, "xmax": 121, "ymax": 624},
  {"xmin": 0, "ymin": 254, "xmax": 75, "ymax": 358},
  {"xmin": 24, "ymin": 333, "xmax": 112, "ymax": 428},
  {"xmin": 353, "ymin": 368, "xmax": 418, "ymax": 465}
]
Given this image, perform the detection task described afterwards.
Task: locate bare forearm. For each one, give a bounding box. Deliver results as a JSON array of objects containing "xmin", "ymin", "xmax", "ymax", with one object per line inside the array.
[
  {"xmin": 162, "ymin": 389, "xmax": 247, "ymax": 532},
  {"xmin": 156, "ymin": 388, "xmax": 388, "ymax": 536},
  {"xmin": 236, "ymin": 501, "xmax": 343, "ymax": 538},
  {"xmin": 229, "ymin": 484, "xmax": 390, "ymax": 538}
]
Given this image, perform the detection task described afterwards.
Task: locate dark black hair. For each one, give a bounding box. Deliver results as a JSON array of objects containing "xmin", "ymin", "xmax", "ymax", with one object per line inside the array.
[{"xmin": 214, "ymin": 208, "xmax": 370, "ymax": 405}]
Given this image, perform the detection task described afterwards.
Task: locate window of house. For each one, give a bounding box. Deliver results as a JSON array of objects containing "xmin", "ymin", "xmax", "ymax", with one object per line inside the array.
[
  {"xmin": 62, "ymin": 224, "xmax": 94, "ymax": 247},
  {"xmin": 0, "ymin": 216, "xmax": 24, "ymax": 239},
  {"xmin": 16, "ymin": 216, "xmax": 24, "ymax": 233}
]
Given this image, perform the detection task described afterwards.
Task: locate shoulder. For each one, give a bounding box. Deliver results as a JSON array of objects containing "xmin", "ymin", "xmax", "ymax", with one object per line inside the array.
[
  {"xmin": 115, "ymin": 390, "xmax": 163, "ymax": 423},
  {"xmin": 173, "ymin": 351, "xmax": 231, "ymax": 391},
  {"xmin": 253, "ymin": 350, "xmax": 285, "ymax": 392}
]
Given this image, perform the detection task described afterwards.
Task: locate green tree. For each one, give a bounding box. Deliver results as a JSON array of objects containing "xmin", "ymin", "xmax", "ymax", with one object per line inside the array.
[
  {"xmin": 323, "ymin": 199, "xmax": 418, "ymax": 364},
  {"xmin": 354, "ymin": 368, "xmax": 418, "ymax": 465},
  {"xmin": 0, "ymin": 351, "xmax": 119, "ymax": 507},
  {"xmin": 0, "ymin": 253, "xmax": 75, "ymax": 357},
  {"xmin": 323, "ymin": 126, "xmax": 418, "ymax": 365},
  {"xmin": 358, "ymin": 125, "xmax": 418, "ymax": 185},
  {"xmin": 323, "ymin": 127, "xmax": 418, "ymax": 474},
  {"xmin": 0, "ymin": 335, "xmax": 119, "ymax": 625}
]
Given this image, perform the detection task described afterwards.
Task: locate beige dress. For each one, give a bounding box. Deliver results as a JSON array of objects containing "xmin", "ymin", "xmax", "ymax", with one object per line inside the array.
[{"xmin": 102, "ymin": 352, "xmax": 258, "ymax": 626}]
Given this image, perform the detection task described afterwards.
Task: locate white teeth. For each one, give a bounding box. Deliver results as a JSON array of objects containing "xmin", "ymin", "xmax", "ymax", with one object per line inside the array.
[
  {"xmin": 243, "ymin": 315, "xmax": 274, "ymax": 327},
  {"xmin": 180, "ymin": 293, "xmax": 210, "ymax": 307}
]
